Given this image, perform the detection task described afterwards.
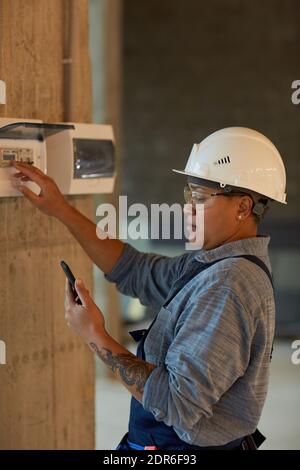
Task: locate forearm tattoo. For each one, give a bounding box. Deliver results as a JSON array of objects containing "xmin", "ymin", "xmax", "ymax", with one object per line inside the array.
[{"xmin": 90, "ymin": 343, "xmax": 155, "ymax": 394}]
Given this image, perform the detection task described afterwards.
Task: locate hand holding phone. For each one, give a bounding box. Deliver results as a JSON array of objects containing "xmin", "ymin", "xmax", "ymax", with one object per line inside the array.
[{"xmin": 60, "ymin": 260, "xmax": 82, "ymax": 305}]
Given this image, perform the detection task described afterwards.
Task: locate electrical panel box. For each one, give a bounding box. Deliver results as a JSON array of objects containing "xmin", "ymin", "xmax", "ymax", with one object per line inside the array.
[
  {"xmin": 0, "ymin": 118, "xmax": 116, "ymax": 197},
  {"xmin": 0, "ymin": 118, "xmax": 74, "ymax": 197},
  {"xmin": 46, "ymin": 122, "xmax": 115, "ymax": 195}
]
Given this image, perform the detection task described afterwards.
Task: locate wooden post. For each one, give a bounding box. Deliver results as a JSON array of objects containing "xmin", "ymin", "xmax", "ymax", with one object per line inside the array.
[{"xmin": 0, "ymin": 0, "xmax": 94, "ymax": 449}]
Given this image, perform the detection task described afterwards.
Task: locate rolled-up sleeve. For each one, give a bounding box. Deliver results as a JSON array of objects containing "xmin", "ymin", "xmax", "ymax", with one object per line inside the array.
[
  {"xmin": 104, "ymin": 243, "xmax": 190, "ymax": 310},
  {"xmin": 142, "ymin": 285, "xmax": 254, "ymax": 436}
]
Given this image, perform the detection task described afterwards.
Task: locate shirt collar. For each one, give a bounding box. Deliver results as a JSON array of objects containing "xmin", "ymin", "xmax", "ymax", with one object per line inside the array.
[{"xmin": 193, "ymin": 235, "xmax": 271, "ymax": 263}]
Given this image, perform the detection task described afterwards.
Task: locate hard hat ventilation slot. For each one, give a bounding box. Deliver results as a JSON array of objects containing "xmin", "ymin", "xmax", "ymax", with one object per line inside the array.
[{"xmin": 214, "ymin": 156, "xmax": 231, "ymax": 165}]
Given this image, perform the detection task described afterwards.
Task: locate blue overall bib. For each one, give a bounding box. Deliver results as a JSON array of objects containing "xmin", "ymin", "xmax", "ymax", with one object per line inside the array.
[{"xmin": 116, "ymin": 255, "xmax": 273, "ymax": 451}]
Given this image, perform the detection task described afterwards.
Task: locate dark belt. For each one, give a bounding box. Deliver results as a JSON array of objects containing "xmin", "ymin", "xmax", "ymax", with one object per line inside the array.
[{"xmin": 116, "ymin": 430, "xmax": 266, "ymax": 451}]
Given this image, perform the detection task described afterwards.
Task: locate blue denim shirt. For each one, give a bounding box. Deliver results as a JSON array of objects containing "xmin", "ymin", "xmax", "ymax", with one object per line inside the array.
[{"xmin": 104, "ymin": 236, "xmax": 275, "ymax": 446}]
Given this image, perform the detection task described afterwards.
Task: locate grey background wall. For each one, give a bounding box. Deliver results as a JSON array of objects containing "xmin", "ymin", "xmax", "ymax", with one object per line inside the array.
[
  {"xmin": 122, "ymin": 0, "xmax": 300, "ymax": 220},
  {"xmin": 0, "ymin": 0, "xmax": 94, "ymax": 449}
]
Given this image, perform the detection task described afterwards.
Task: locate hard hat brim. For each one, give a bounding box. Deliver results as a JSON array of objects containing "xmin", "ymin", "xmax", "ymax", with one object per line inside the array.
[
  {"xmin": 172, "ymin": 169, "xmax": 287, "ymax": 204},
  {"xmin": 172, "ymin": 168, "xmax": 227, "ymax": 187}
]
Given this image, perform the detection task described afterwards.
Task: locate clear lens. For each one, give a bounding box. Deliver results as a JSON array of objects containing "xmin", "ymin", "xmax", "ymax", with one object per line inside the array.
[
  {"xmin": 184, "ymin": 183, "xmax": 253, "ymax": 205},
  {"xmin": 184, "ymin": 184, "xmax": 214, "ymax": 204}
]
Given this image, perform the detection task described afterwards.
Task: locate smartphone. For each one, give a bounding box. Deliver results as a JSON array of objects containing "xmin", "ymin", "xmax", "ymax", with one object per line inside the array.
[{"xmin": 60, "ymin": 260, "xmax": 82, "ymax": 305}]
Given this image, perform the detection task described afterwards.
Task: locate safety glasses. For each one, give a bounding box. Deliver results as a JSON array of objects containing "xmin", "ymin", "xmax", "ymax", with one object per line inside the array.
[{"xmin": 183, "ymin": 183, "xmax": 251, "ymax": 205}]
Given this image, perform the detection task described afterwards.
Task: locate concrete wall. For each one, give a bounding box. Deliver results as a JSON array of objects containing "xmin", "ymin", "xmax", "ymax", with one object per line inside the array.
[
  {"xmin": 0, "ymin": 0, "xmax": 94, "ymax": 449},
  {"xmin": 122, "ymin": 0, "xmax": 300, "ymax": 222}
]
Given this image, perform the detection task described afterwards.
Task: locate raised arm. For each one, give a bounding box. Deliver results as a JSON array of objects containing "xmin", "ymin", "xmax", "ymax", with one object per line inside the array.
[
  {"xmin": 11, "ymin": 161, "xmax": 125, "ymax": 274},
  {"xmin": 11, "ymin": 162, "xmax": 190, "ymax": 309}
]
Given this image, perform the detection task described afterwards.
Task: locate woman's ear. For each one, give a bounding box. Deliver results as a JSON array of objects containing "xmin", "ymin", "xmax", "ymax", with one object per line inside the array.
[{"xmin": 236, "ymin": 196, "xmax": 253, "ymax": 221}]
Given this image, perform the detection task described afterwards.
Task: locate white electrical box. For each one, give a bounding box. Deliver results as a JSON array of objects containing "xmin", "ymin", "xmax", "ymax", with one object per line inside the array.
[
  {"xmin": 0, "ymin": 118, "xmax": 45, "ymax": 197},
  {"xmin": 0, "ymin": 118, "xmax": 74, "ymax": 197},
  {"xmin": 46, "ymin": 122, "xmax": 115, "ymax": 195},
  {"xmin": 0, "ymin": 118, "xmax": 116, "ymax": 197}
]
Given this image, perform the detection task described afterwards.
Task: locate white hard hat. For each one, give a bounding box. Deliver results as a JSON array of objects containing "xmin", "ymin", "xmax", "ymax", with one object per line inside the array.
[{"xmin": 173, "ymin": 127, "xmax": 287, "ymax": 204}]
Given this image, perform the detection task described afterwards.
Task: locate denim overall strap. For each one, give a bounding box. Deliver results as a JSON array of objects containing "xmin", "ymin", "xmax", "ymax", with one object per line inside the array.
[
  {"xmin": 237, "ymin": 254, "xmax": 274, "ymax": 290},
  {"xmin": 162, "ymin": 254, "xmax": 273, "ymax": 310}
]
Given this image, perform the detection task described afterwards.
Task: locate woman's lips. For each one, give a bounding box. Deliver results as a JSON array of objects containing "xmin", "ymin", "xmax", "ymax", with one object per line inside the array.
[{"xmin": 186, "ymin": 223, "xmax": 196, "ymax": 230}]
